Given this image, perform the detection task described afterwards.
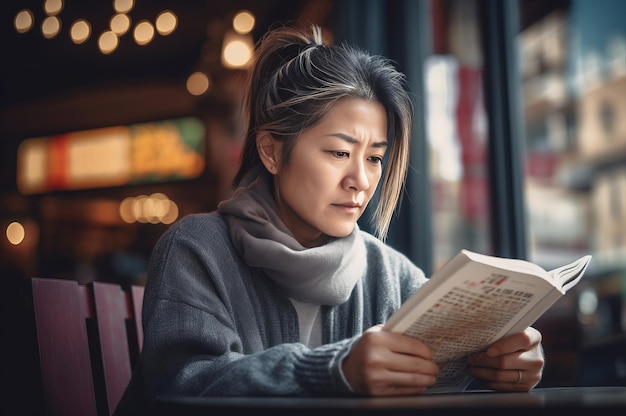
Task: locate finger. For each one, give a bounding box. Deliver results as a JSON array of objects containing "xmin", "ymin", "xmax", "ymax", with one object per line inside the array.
[
  {"xmin": 468, "ymin": 349, "xmax": 538, "ymax": 371},
  {"xmin": 359, "ymin": 334, "xmax": 439, "ymax": 375},
  {"xmin": 363, "ymin": 327, "xmax": 435, "ymax": 360},
  {"xmin": 344, "ymin": 329, "xmax": 439, "ymax": 394},
  {"xmin": 385, "ymin": 332, "xmax": 435, "ymax": 360},
  {"xmin": 487, "ymin": 327, "xmax": 542, "ymax": 357},
  {"xmin": 383, "ymin": 352, "xmax": 439, "ymax": 376},
  {"xmin": 386, "ymin": 368, "xmax": 438, "ymax": 388},
  {"xmin": 468, "ymin": 363, "xmax": 541, "ymax": 391},
  {"xmin": 467, "ymin": 350, "xmax": 515, "ymax": 369}
]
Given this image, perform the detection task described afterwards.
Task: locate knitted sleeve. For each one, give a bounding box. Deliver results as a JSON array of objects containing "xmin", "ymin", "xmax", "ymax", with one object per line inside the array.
[{"xmin": 137, "ymin": 214, "xmax": 358, "ymax": 402}]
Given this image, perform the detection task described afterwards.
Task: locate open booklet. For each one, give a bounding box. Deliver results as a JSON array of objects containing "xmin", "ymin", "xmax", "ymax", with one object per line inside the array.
[{"xmin": 384, "ymin": 249, "xmax": 592, "ymax": 393}]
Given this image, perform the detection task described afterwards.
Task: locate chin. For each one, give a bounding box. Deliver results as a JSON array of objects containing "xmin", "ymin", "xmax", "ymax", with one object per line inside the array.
[{"xmin": 325, "ymin": 225, "xmax": 356, "ymax": 238}]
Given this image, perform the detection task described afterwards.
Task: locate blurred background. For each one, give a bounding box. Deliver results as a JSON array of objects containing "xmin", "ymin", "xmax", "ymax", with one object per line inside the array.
[{"xmin": 1, "ymin": 0, "xmax": 625, "ymax": 407}]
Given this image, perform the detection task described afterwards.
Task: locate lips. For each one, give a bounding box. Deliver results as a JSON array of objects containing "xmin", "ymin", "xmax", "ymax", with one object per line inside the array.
[{"xmin": 336, "ymin": 202, "xmax": 362, "ymax": 209}]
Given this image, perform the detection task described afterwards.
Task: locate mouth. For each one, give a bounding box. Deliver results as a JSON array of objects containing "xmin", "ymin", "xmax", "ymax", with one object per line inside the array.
[
  {"xmin": 333, "ymin": 202, "xmax": 363, "ymax": 213},
  {"xmin": 336, "ymin": 200, "xmax": 362, "ymax": 208}
]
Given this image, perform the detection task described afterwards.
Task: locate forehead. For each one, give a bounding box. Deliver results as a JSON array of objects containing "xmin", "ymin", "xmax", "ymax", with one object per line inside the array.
[
  {"xmin": 280, "ymin": 97, "xmax": 388, "ymax": 160},
  {"xmin": 316, "ymin": 97, "xmax": 387, "ymax": 133}
]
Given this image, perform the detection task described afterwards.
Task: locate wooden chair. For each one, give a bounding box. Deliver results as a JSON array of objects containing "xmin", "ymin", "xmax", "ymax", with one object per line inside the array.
[{"xmin": 31, "ymin": 277, "xmax": 144, "ymax": 416}]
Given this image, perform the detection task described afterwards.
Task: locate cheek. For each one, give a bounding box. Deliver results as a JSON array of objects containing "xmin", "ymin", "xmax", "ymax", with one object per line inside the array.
[
  {"xmin": 280, "ymin": 171, "xmax": 321, "ymax": 208},
  {"xmin": 295, "ymin": 176, "xmax": 331, "ymax": 204},
  {"xmin": 368, "ymin": 170, "xmax": 383, "ymax": 192}
]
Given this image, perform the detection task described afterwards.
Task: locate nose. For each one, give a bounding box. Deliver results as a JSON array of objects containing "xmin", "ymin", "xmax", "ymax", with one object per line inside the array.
[{"xmin": 343, "ymin": 160, "xmax": 370, "ymax": 191}]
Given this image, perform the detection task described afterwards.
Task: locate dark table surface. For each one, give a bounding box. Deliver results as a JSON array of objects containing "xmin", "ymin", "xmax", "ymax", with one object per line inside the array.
[{"xmin": 153, "ymin": 386, "xmax": 626, "ymax": 415}]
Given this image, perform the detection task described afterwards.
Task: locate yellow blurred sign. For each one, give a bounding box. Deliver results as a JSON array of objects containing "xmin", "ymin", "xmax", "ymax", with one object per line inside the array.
[{"xmin": 17, "ymin": 117, "xmax": 205, "ymax": 194}]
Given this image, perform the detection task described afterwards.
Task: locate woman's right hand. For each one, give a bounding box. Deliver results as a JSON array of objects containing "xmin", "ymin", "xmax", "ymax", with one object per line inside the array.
[{"xmin": 341, "ymin": 325, "xmax": 439, "ymax": 396}]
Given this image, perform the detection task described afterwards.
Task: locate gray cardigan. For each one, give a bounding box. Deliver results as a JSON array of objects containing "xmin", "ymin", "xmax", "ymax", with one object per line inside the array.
[{"xmin": 114, "ymin": 212, "xmax": 427, "ymax": 414}]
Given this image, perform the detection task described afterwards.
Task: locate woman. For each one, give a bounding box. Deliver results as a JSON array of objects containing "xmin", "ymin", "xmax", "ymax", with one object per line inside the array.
[{"xmin": 114, "ymin": 24, "xmax": 544, "ymax": 414}]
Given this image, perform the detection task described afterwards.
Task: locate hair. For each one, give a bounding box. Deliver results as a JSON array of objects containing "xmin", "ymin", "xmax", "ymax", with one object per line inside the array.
[{"xmin": 233, "ymin": 24, "xmax": 413, "ymax": 242}]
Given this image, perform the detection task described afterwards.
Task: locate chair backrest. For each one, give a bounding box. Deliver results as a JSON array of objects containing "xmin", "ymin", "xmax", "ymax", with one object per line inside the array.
[{"xmin": 31, "ymin": 277, "xmax": 144, "ymax": 416}]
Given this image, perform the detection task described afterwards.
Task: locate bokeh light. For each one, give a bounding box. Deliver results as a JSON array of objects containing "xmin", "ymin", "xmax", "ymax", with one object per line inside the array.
[
  {"xmin": 114, "ymin": 0, "xmax": 134, "ymax": 14},
  {"xmin": 119, "ymin": 193, "xmax": 178, "ymax": 224},
  {"xmin": 221, "ymin": 22, "xmax": 254, "ymax": 69},
  {"xmin": 98, "ymin": 30, "xmax": 119, "ymax": 54},
  {"xmin": 134, "ymin": 20, "xmax": 155, "ymax": 45},
  {"xmin": 110, "ymin": 13, "xmax": 131, "ymax": 36},
  {"xmin": 233, "ymin": 10, "xmax": 255, "ymax": 34},
  {"xmin": 44, "ymin": 0, "xmax": 64, "ymax": 16},
  {"xmin": 6, "ymin": 222, "xmax": 25, "ymax": 245},
  {"xmin": 41, "ymin": 16, "xmax": 61, "ymax": 39},
  {"xmin": 70, "ymin": 19, "xmax": 91, "ymax": 44},
  {"xmin": 14, "ymin": 10, "xmax": 34, "ymax": 33},
  {"xmin": 156, "ymin": 11, "xmax": 177, "ymax": 36},
  {"xmin": 186, "ymin": 72, "xmax": 210, "ymax": 96}
]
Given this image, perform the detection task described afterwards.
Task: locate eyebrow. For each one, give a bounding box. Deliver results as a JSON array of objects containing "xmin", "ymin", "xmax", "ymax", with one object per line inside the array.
[{"xmin": 327, "ymin": 133, "xmax": 388, "ymax": 149}]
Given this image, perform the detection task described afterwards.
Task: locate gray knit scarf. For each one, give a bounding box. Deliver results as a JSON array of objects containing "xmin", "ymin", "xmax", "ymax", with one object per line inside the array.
[{"xmin": 217, "ymin": 172, "xmax": 366, "ymax": 305}]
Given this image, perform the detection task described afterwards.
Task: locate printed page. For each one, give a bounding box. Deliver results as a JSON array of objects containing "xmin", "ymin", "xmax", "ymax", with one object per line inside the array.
[
  {"xmin": 390, "ymin": 261, "xmax": 555, "ymax": 362},
  {"xmin": 385, "ymin": 250, "xmax": 592, "ymax": 392},
  {"xmin": 386, "ymin": 258, "xmax": 557, "ymax": 391},
  {"xmin": 461, "ymin": 250, "xmax": 553, "ymax": 285}
]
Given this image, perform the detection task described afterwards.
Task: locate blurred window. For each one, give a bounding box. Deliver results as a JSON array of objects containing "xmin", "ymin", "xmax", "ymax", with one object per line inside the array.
[
  {"xmin": 518, "ymin": 0, "xmax": 626, "ymax": 386},
  {"xmin": 426, "ymin": 0, "xmax": 492, "ymax": 270}
]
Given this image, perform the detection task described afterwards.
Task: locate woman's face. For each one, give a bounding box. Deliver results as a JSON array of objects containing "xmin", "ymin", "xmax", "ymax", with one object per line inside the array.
[{"xmin": 274, "ymin": 97, "xmax": 388, "ymax": 247}]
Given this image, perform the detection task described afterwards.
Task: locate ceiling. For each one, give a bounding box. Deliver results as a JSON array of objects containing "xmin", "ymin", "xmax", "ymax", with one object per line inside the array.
[
  {"xmin": 0, "ymin": 0, "xmax": 308, "ymax": 112},
  {"xmin": 0, "ymin": 0, "xmax": 333, "ymax": 193}
]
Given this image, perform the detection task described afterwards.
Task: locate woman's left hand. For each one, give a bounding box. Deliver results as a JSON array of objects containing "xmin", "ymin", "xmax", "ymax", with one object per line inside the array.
[{"xmin": 465, "ymin": 326, "xmax": 544, "ymax": 391}]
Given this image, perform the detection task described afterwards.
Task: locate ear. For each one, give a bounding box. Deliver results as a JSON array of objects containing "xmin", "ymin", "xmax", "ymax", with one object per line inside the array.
[{"xmin": 256, "ymin": 132, "xmax": 281, "ymax": 174}]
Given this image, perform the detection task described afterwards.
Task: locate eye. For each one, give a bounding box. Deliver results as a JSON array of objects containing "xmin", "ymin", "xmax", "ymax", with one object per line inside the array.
[
  {"xmin": 368, "ymin": 155, "xmax": 383, "ymax": 165},
  {"xmin": 331, "ymin": 151, "xmax": 349, "ymax": 158}
]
